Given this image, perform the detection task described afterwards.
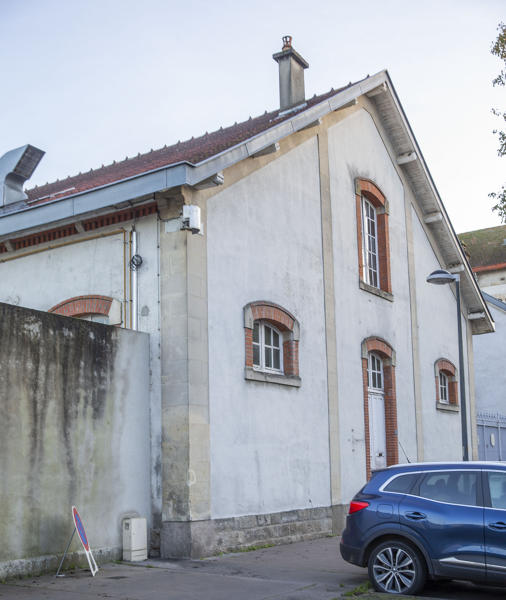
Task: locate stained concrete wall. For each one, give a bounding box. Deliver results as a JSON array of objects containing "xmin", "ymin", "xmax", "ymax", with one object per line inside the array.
[{"xmin": 0, "ymin": 303, "xmax": 150, "ymax": 576}]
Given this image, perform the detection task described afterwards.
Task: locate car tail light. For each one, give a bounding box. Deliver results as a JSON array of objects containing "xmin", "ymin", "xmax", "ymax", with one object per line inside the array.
[{"xmin": 349, "ymin": 500, "xmax": 369, "ymax": 514}]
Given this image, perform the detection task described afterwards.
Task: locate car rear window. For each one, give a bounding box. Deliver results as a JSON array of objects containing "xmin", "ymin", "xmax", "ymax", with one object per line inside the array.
[
  {"xmin": 419, "ymin": 471, "xmax": 478, "ymax": 506},
  {"xmin": 383, "ymin": 473, "xmax": 418, "ymax": 494}
]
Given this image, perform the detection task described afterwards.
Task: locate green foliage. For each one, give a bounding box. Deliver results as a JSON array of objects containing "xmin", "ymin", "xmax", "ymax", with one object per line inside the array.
[
  {"xmin": 343, "ymin": 580, "xmax": 371, "ymax": 596},
  {"xmin": 490, "ymin": 23, "xmax": 506, "ymax": 222}
]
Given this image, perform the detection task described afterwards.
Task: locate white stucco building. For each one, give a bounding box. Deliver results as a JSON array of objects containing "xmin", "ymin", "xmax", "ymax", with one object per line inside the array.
[{"xmin": 0, "ymin": 38, "xmax": 494, "ymax": 559}]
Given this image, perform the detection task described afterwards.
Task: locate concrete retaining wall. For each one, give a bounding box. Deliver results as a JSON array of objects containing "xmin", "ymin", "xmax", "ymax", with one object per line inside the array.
[{"xmin": 0, "ymin": 303, "xmax": 151, "ymax": 577}]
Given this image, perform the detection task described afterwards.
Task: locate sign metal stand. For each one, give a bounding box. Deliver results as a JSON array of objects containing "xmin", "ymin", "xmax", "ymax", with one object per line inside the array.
[{"xmin": 55, "ymin": 507, "xmax": 99, "ymax": 577}]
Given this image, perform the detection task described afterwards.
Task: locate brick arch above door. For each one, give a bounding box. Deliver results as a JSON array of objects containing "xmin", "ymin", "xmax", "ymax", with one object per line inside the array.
[{"xmin": 361, "ymin": 336, "xmax": 398, "ymax": 478}]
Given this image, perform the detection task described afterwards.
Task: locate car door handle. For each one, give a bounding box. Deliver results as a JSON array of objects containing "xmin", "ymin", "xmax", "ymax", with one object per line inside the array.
[
  {"xmin": 405, "ymin": 511, "xmax": 427, "ymax": 521},
  {"xmin": 489, "ymin": 521, "xmax": 506, "ymax": 530}
]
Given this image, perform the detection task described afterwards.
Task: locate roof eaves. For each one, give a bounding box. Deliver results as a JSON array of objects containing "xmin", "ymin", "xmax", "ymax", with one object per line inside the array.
[{"xmin": 378, "ymin": 71, "xmax": 494, "ymax": 334}]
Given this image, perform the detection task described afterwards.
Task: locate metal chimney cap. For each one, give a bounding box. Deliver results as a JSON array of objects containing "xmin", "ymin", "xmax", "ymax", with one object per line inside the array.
[{"xmin": 282, "ymin": 35, "xmax": 292, "ymax": 50}]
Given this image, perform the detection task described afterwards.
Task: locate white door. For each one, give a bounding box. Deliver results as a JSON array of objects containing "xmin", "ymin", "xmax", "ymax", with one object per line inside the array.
[
  {"xmin": 369, "ymin": 391, "xmax": 387, "ymax": 470},
  {"xmin": 368, "ymin": 353, "xmax": 387, "ymax": 470}
]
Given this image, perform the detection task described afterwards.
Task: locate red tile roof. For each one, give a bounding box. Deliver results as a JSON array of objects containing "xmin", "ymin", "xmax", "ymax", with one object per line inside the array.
[{"xmin": 26, "ymin": 83, "xmax": 358, "ymax": 206}]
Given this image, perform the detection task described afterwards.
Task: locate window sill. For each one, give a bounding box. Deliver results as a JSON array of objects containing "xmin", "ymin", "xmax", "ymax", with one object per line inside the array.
[
  {"xmin": 359, "ymin": 280, "xmax": 394, "ymax": 302},
  {"xmin": 245, "ymin": 367, "xmax": 301, "ymax": 387},
  {"xmin": 436, "ymin": 402, "xmax": 459, "ymax": 413}
]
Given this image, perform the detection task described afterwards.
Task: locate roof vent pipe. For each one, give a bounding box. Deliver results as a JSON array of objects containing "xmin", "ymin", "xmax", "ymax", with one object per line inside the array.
[
  {"xmin": 0, "ymin": 144, "xmax": 45, "ymax": 206},
  {"xmin": 272, "ymin": 36, "xmax": 309, "ymax": 112}
]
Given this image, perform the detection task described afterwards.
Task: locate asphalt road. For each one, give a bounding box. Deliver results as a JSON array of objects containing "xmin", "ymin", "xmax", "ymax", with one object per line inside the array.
[{"xmin": 1, "ymin": 537, "xmax": 505, "ymax": 599}]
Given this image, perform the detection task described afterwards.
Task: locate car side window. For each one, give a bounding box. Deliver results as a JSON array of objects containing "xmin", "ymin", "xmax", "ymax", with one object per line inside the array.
[
  {"xmin": 487, "ymin": 471, "xmax": 506, "ymax": 509},
  {"xmin": 419, "ymin": 471, "xmax": 478, "ymax": 506},
  {"xmin": 384, "ymin": 473, "xmax": 418, "ymax": 494}
]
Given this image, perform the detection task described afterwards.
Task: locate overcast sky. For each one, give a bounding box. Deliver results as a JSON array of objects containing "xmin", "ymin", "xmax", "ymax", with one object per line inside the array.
[{"xmin": 0, "ymin": 0, "xmax": 503, "ymax": 233}]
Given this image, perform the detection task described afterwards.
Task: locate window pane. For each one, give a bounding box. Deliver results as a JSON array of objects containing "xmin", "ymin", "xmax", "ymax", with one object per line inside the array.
[
  {"xmin": 273, "ymin": 349, "xmax": 280, "ymax": 370},
  {"xmin": 362, "ymin": 196, "xmax": 380, "ymax": 288},
  {"xmin": 419, "ymin": 471, "xmax": 478, "ymax": 506},
  {"xmin": 439, "ymin": 372, "xmax": 448, "ymax": 403},
  {"xmin": 488, "ymin": 472, "xmax": 506, "ymax": 509},
  {"xmin": 253, "ymin": 344, "xmax": 260, "ymax": 367},
  {"xmin": 273, "ymin": 330, "xmax": 279, "ymax": 348},
  {"xmin": 264, "ymin": 325, "xmax": 272, "ymax": 346},
  {"xmin": 384, "ymin": 473, "xmax": 418, "ymax": 494},
  {"xmin": 253, "ymin": 322, "xmax": 259, "ymax": 343},
  {"xmin": 265, "ymin": 347, "xmax": 272, "ymax": 368}
]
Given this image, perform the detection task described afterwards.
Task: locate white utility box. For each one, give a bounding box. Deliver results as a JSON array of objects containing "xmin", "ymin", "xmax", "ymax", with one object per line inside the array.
[{"xmin": 123, "ymin": 517, "xmax": 147, "ymax": 561}]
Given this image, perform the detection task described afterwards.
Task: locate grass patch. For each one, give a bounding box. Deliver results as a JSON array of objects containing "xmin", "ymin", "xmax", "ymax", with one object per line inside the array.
[
  {"xmin": 235, "ymin": 543, "xmax": 276, "ymax": 553},
  {"xmin": 343, "ymin": 580, "xmax": 371, "ymax": 596}
]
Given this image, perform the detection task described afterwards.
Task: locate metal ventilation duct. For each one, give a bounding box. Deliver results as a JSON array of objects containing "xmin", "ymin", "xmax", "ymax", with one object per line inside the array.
[{"xmin": 0, "ymin": 144, "xmax": 45, "ymax": 207}]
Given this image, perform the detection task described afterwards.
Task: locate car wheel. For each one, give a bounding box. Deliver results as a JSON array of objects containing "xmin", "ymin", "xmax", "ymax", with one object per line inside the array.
[{"xmin": 368, "ymin": 539, "xmax": 426, "ymax": 595}]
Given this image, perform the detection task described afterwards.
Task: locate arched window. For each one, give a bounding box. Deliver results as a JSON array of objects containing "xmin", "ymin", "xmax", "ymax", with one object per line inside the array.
[
  {"xmin": 244, "ymin": 301, "xmax": 300, "ymax": 387},
  {"xmin": 361, "ymin": 337, "xmax": 398, "ymax": 478},
  {"xmin": 355, "ymin": 179, "xmax": 392, "ymax": 299},
  {"xmin": 362, "ymin": 197, "xmax": 379, "ymax": 288},
  {"xmin": 48, "ymin": 295, "xmax": 122, "ymax": 325},
  {"xmin": 435, "ymin": 358, "xmax": 458, "ymax": 410}
]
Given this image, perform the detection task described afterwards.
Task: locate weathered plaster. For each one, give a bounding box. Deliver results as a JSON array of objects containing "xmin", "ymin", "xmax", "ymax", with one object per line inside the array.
[{"xmin": 0, "ymin": 303, "xmax": 150, "ymax": 577}]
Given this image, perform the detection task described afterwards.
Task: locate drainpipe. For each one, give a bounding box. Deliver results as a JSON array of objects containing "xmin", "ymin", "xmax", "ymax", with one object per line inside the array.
[{"xmin": 132, "ymin": 227, "xmax": 138, "ymax": 331}]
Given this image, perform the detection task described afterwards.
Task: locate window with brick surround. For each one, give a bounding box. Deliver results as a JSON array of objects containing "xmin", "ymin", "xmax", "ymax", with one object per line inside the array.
[
  {"xmin": 244, "ymin": 301, "xmax": 301, "ymax": 387},
  {"xmin": 435, "ymin": 358, "xmax": 458, "ymax": 410},
  {"xmin": 355, "ymin": 179, "xmax": 392, "ymax": 299},
  {"xmin": 361, "ymin": 337, "xmax": 398, "ymax": 479},
  {"xmin": 48, "ymin": 295, "xmax": 122, "ymax": 326}
]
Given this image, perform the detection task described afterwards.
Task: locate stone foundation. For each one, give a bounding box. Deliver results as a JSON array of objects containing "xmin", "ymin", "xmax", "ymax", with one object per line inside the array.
[{"xmin": 161, "ymin": 504, "xmax": 348, "ymax": 558}]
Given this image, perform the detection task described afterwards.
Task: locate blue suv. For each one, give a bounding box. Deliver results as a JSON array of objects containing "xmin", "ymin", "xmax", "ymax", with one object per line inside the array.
[{"xmin": 340, "ymin": 462, "xmax": 506, "ymax": 595}]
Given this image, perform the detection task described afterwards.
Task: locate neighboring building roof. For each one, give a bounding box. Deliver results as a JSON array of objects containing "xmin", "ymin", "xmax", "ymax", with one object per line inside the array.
[
  {"xmin": 459, "ymin": 225, "xmax": 506, "ymax": 271},
  {"xmin": 483, "ymin": 292, "xmax": 506, "ymax": 313},
  {"xmin": 25, "ymin": 86, "xmax": 349, "ymax": 207}
]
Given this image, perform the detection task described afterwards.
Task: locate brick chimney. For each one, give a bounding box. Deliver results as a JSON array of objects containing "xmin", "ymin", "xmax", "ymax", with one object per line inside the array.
[{"xmin": 273, "ymin": 36, "xmax": 309, "ymax": 112}]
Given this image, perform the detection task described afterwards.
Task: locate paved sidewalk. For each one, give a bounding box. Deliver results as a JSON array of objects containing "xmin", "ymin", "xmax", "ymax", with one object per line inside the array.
[{"xmin": 1, "ymin": 537, "xmax": 505, "ymax": 600}]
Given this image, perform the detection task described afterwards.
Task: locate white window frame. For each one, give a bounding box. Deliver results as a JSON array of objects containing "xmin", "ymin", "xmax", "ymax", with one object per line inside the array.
[
  {"xmin": 252, "ymin": 321, "xmax": 283, "ymax": 374},
  {"xmin": 361, "ymin": 196, "xmax": 380, "ymax": 288},
  {"xmin": 439, "ymin": 371, "xmax": 449, "ymax": 404},
  {"xmin": 368, "ymin": 352, "xmax": 384, "ymax": 391}
]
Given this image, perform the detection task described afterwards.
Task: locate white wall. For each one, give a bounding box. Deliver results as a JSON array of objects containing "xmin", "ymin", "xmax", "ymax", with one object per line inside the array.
[
  {"xmin": 327, "ymin": 109, "xmax": 417, "ymax": 501},
  {"xmin": 207, "ymin": 137, "xmax": 331, "ymax": 519},
  {"xmin": 474, "ymin": 302, "xmax": 506, "ymax": 414},
  {"xmin": 477, "ymin": 270, "xmax": 506, "ymax": 303},
  {"xmin": 0, "ymin": 233, "xmax": 125, "ymax": 311},
  {"xmin": 411, "ymin": 208, "xmax": 469, "ymax": 461},
  {"xmin": 0, "ymin": 216, "xmax": 164, "ymax": 531}
]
